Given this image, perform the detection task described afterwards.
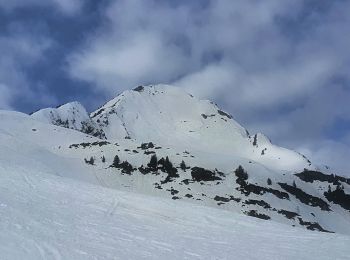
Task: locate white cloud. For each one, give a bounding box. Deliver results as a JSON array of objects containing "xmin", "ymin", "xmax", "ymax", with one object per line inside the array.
[
  {"xmin": 69, "ymin": 32, "xmax": 190, "ymax": 93},
  {"xmin": 0, "ymin": 0, "xmax": 83, "ymax": 15},
  {"xmin": 0, "ymin": 31, "xmax": 53, "ymax": 109},
  {"xmin": 176, "ymin": 55, "xmax": 337, "ymax": 112},
  {"xmin": 297, "ymin": 140, "xmax": 350, "ymax": 175},
  {"xmin": 176, "ymin": 63, "xmax": 238, "ymax": 99},
  {"xmin": 68, "ymin": 0, "xmax": 303, "ymax": 93},
  {"xmin": 0, "ymin": 84, "xmax": 13, "ymax": 109},
  {"xmin": 51, "ymin": 0, "xmax": 82, "ymax": 14}
]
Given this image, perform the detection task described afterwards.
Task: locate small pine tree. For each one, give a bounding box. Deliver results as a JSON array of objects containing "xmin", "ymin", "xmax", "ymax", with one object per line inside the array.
[
  {"xmin": 163, "ymin": 156, "xmax": 178, "ymax": 178},
  {"xmin": 180, "ymin": 160, "xmax": 187, "ymax": 171},
  {"xmin": 112, "ymin": 155, "xmax": 120, "ymax": 167},
  {"xmin": 253, "ymin": 134, "xmax": 258, "ymax": 146},
  {"xmin": 267, "ymin": 178, "xmax": 272, "ymax": 185},
  {"xmin": 293, "ymin": 180, "xmax": 297, "ymax": 188},
  {"xmin": 101, "ymin": 156, "xmax": 106, "ymax": 163},
  {"xmin": 164, "ymin": 156, "xmax": 172, "ymax": 172},
  {"xmin": 147, "ymin": 154, "xmax": 158, "ymax": 170},
  {"xmin": 235, "ymin": 165, "xmax": 248, "ymax": 180}
]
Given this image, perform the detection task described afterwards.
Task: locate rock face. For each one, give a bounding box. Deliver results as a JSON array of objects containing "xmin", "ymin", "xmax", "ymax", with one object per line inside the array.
[
  {"xmin": 17, "ymin": 84, "xmax": 350, "ymax": 234},
  {"xmin": 31, "ymin": 102, "xmax": 105, "ymax": 139}
]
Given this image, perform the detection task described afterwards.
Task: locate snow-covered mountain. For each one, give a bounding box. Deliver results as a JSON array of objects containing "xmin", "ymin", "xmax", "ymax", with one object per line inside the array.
[
  {"xmin": 31, "ymin": 101, "xmax": 105, "ymax": 139},
  {"xmin": 91, "ymin": 85, "xmax": 311, "ymax": 172},
  {"xmin": 1, "ymin": 84, "xmax": 350, "ymax": 258}
]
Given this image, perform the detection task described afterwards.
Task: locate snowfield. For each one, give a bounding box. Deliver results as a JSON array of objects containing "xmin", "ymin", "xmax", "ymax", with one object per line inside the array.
[{"xmin": 1, "ymin": 166, "xmax": 350, "ymax": 260}]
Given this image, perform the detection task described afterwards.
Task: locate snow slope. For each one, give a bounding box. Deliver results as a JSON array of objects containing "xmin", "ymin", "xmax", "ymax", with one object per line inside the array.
[
  {"xmin": 65, "ymin": 135, "xmax": 350, "ymax": 235},
  {"xmin": 1, "ymin": 163, "xmax": 350, "ymax": 260},
  {"xmin": 0, "ymin": 110, "xmax": 102, "ymax": 184}
]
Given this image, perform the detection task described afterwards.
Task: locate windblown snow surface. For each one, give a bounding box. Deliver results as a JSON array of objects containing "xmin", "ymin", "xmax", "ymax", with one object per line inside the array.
[{"xmin": 0, "ymin": 85, "xmax": 350, "ymax": 259}]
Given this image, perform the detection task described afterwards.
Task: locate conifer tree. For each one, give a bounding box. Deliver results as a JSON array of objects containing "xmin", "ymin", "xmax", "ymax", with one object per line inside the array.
[
  {"xmin": 180, "ymin": 160, "xmax": 187, "ymax": 171},
  {"xmin": 235, "ymin": 165, "xmax": 248, "ymax": 180},
  {"xmin": 112, "ymin": 155, "xmax": 120, "ymax": 167},
  {"xmin": 147, "ymin": 154, "xmax": 158, "ymax": 170},
  {"xmin": 253, "ymin": 134, "xmax": 258, "ymax": 146},
  {"xmin": 267, "ymin": 178, "xmax": 272, "ymax": 185}
]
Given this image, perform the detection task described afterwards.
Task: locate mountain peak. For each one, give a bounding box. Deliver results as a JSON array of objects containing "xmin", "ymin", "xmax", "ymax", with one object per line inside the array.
[
  {"xmin": 88, "ymin": 84, "xmax": 311, "ymax": 172},
  {"xmin": 91, "ymin": 84, "xmax": 247, "ymax": 142},
  {"xmin": 31, "ymin": 101, "xmax": 105, "ymax": 139}
]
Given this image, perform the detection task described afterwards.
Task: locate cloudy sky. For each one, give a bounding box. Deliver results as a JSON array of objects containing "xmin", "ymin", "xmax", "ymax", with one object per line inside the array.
[{"xmin": 0, "ymin": 0, "xmax": 349, "ymax": 174}]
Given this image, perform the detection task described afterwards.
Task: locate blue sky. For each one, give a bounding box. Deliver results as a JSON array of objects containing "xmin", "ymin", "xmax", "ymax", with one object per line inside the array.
[{"xmin": 0, "ymin": 0, "xmax": 349, "ymax": 174}]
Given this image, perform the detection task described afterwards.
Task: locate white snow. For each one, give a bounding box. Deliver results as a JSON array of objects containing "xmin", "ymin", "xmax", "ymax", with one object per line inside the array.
[{"xmin": 1, "ymin": 164, "xmax": 349, "ymax": 260}]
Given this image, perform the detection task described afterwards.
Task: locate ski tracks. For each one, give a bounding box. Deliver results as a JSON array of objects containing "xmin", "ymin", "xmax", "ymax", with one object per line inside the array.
[
  {"xmin": 105, "ymin": 198, "xmax": 119, "ymax": 217},
  {"xmin": 33, "ymin": 241, "xmax": 62, "ymax": 260}
]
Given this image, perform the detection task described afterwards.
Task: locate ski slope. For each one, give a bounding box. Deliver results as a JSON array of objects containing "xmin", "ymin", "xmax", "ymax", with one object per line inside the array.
[{"xmin": 1, "ymin": 164, "xmax": 349, "ymax": 260}]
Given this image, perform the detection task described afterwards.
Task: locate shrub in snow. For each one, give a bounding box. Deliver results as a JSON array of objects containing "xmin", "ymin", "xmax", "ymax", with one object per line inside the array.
[{"xmin": 84, "ymin": 157, "xmax": 95, "ymax": 165}]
